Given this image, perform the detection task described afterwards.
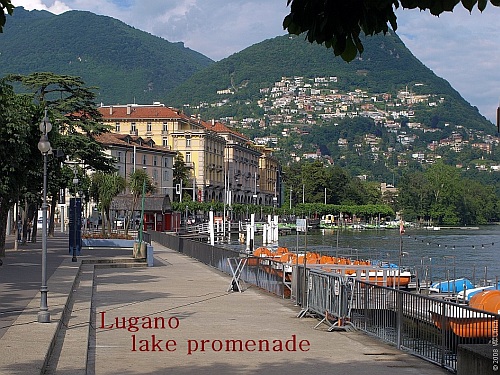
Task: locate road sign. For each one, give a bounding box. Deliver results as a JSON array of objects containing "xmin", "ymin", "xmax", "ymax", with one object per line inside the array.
[{"xmin": 296, "ymin": 218, "xmax": 307, "ymax": 232}]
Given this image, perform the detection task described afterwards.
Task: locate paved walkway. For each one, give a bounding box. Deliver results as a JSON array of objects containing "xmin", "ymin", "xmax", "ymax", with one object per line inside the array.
[{"xmin": 0, "ymin": 235, "xmax": 450, "ymax": 374}]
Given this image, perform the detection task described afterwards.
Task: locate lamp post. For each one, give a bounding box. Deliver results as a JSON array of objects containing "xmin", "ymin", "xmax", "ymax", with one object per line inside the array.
[{"xmin": 37, "ymin": 108, "xmax": 52, "ymax": 323}]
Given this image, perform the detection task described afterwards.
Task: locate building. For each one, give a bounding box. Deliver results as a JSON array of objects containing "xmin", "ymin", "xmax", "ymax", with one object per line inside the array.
[
  {"xmin": 204, "ymin": 120, "xmax": 262, "ymax": 205},
  {"xmin": 98, "ymin": 103, "xmax": 281, "ymax": 206},
  {"xmin": 98, "ymin": 103, "xmax": 226, "ymax": 202},
  {"xmin": 94, "ymin": 133, "xmax": 177, "ymax": 198}
]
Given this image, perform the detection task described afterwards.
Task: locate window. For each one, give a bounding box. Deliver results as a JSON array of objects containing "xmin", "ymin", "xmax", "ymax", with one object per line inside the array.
[
  {"xmin": 153, "ymin": 169, "xmax": 158, "ymax": 181},
  {"xmin": 162, "ymin": 138, "xmax": 168, "ymax": 147},
  {"xmin": 131, "ymin": 122, "xmax": 136, "ymax": 132},
  {"xmin": 163, "ymin": 157, "xmax": 169, "ymax": 168},
  {"xmin": 163, "ymin": 122, "xmax": 168, "ymax": 132},
  {"xmin": 117, "ymin": 151, "xmax": 122, "ymax": 162},
  {"xmin": 130, "ymin": 153, "xmax": 135, "ymax": 165},
  {"xmin": 185, "ymin": 152, "xmax": 192, "ymax": 163},
  {"xmin": 147, "ymin": 122, "xmax": 152, "ymax": 132},
  {"xmin": 186, "ymin": 135, "xmax": 191, "ymax": 148},
  {"xmin": 115, "ymin": 122, "xmax": 120, "ymax": 132},
  {"xmin": 163, "ymin": 169, "xmax": 169, "ymax": 182},
  {"xmin": 153, "ymin": 155, "xmax": 158, "ymax": 166},
  {"xmin": 142, "ymin": 155, "xmax": 147, "ymax": 165}
]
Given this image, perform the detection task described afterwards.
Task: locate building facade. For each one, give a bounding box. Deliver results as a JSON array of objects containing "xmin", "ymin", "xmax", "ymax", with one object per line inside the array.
[
  {"xmin": 95, "ymin": 133, "xmax": 177, "ymax": 198},
  {"xmin": 98, "ymin": 103, "xmax": 281, "ymax": 206}
]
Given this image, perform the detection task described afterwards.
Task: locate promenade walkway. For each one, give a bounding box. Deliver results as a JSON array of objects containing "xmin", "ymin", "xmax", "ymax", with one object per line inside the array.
[{"xmin": 0, "ymin": 233, "xmax": 450, "ymax": 374}]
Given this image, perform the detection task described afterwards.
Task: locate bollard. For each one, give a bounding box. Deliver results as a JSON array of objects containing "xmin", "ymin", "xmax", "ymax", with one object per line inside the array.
[{"xmin": 147, "ymin": 244, "xmax": 154, "ymax": 267}]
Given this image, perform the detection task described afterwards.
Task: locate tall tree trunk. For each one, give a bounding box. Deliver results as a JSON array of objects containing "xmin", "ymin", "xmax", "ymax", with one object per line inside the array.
[
  {"xmin": 0, "ymin": 200, "xmax": 11, "ymax": 258},
  {"xmin": 49, "ymin": 195, "xmax": 57, "ymax": 237},
  {"xmin": 100, "ymin": 208, "xmax": 106, "ymax": 236}
]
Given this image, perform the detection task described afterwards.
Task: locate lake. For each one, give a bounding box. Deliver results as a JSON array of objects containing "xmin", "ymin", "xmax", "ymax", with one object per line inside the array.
[{"xmin": 241, "ymin": 225, "xmax": 500, "ymax": 286}]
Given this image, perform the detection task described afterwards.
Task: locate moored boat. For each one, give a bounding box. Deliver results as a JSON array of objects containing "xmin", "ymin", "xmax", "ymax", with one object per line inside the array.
[
  {"xmin": 428, "ymin": 278, "xmax": 474, "ymax": 294},
  {"xmin": 429, "ymin": 289, "xmax": 500, "ymax": 338},
  {"xmin": 457, "ymin": 282, "xmax": 500, "ymax": 301},
  {"xmin": 250, "ymin": 247, "xmax": 412, "ymax": 287}
]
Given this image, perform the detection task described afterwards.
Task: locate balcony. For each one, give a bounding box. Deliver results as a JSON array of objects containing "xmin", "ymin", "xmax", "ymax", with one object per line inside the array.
[{"xmin": 129, "ymin": 129, "xmax": 138, "ymax": 136}]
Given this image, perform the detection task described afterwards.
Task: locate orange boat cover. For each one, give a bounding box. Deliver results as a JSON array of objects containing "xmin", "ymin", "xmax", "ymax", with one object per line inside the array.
[{"xmin": 469, "ymin": 290, "xmax": 500, "ymax": 313}]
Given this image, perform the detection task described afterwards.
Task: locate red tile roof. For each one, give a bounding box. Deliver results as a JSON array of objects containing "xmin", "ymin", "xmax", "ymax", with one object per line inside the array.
[
  {"xmin": 203, "ymin": 120, "xmax": 250, "ymax": 141},
  {"xmin": 94, "ymin": 132, "xmax": 174, "ymax": 153},
  {"xmin": 99, "ymin": 105, "xmax": 191, "ymax": 122}
]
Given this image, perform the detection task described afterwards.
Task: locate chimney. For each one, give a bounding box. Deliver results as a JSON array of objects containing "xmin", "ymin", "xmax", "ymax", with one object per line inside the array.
[
  {"xmin": 127, "ymin": 105, "xmax": 131, "ymax": 115},
  {"xmin": 109, "ymin": 106, "xmax": 113, "ymax": 115}
]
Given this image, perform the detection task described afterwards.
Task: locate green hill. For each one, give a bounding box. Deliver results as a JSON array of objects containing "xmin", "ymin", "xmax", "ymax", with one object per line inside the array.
[
  {"xmin": 166, "ymin": 33, "xmax": 492, "ymax": 133},
  {"xmin": 0, "ymin": 7, "xmax": 213, "ymax": 104}
]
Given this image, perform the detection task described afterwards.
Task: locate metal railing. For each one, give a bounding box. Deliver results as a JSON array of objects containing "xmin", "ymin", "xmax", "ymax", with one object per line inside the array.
[
  {"xmin": 148, "ymin": 230, "xmax": 500, "ymax": 372},
  {"xmin": 350, "ymin": 280, "xmax": 500, "ymax": 371},
  {"xmin": 296, "ymin": 267, "xmax": 500, "ymax": 372},
  {"xmin": 296, "ymin": 268, "xmax": 354, "ymax": 331}
]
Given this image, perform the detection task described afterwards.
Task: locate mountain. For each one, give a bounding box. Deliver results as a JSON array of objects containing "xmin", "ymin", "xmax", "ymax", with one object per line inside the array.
[
  {"xmin": 164, "ymin": 32, "xmax": 498, "ymax": 182},
  {"xmin": 1, "ymin": 8, "xmax": 497, "ymax": 181},
  {"xmin": 0, "ymin": 7, "xmax": 213, "ymax": 104},
  {"xmin": 165, "ymin": 32, "xmax": 493, "ymax": 133}
]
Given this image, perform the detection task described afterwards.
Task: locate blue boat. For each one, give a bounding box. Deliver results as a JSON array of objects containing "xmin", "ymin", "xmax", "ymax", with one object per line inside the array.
[{"xmin": 429, "ymin": 278, "xmax": 474, "ymax": 293}]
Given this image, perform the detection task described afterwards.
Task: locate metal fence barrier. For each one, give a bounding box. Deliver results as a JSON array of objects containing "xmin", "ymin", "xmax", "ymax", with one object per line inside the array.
[
  {"xmin": 349, "ymin": 280, "xmax": 500, "ymax": 372},
  {"xmin": 297, "ymin": 269, "xmax": 354, "ymax": 331}
]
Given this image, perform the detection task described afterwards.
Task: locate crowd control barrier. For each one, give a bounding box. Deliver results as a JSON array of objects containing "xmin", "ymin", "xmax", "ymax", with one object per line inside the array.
[{"xmin": 298, "ymin": 269, "xmax": 355, "ymax": 331}]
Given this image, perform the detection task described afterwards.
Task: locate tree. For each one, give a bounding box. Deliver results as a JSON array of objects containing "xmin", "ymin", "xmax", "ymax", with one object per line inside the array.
[
  {"xmin": 0, "ymin": 80, "xmax": 38, "ymax": 257},
  {"xmin": 0, "ymin": 1, "xmax": 14, "ymax": 33},
  {"xmin": 173, "ymin": 153, "xmax": 190, "ymax": 202},
  {"xmin": 126, "ymin": 169, "xmax": 156, "ymax": 235},
  {"xmin": 7, "ymin": 72, "xmax": 115, "ymax": 236},
  {"xmin": 89, "ymin": 172, "xmax": 126, "ymax": 236},
  {"xmin": 283, "ymin": 0, "xmax": 500, "ymax": 61},
  {"xmin": 398, "ymin": 171, "xmax": 432, "ymax": 223},
  {"xmin": 425, "ymin": 162, "xmax": 461, "ymax": 224}
]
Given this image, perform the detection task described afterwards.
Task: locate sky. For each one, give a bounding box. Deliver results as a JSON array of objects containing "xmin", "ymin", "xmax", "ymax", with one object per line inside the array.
[{"xmin": 11, "ymin": 0, "xmax": 500, "ymax": 124}]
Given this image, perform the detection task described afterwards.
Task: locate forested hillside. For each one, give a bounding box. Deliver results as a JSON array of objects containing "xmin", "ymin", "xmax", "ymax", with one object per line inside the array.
[
  {"xmin": 166, "ymin": 33, "xmax": 492, "ymax": 133},
  {"xmin": 0, "ymin": 7, "xmax": 213, "ymax": 104}
]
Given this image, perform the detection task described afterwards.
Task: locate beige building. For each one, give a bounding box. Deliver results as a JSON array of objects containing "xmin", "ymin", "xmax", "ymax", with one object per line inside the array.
[
  {"xmin": 255, "ymin": 146, "xmax": 280, "ymax": 207},
  {"xmin": 98, "ymin": 103, "xmax": 281, "ymax": 206},
  {"xmin": 98, "ymin": 103, "xmax": 227, "ymax": 202},
  {"xmin": 205, "ymin": 121, "xmax": 262, "ymax": 205}
]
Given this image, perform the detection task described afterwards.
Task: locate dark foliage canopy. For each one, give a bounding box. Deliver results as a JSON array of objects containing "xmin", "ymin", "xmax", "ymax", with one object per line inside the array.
[{"xmin": 284, "ymin": 0, "xmax": 500, "ymax": 61}]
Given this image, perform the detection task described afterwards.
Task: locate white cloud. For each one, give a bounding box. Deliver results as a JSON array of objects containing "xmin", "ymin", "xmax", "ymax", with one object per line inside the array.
[
  {"xmin": 396, "ymin": 7, "xmax": 500, "ymax": 123},
  {"xmin": 13, "ymin": 0, "xmax": 70, "ymax": 13},
  {"xmin": 9, "ymin": 1, "xmax": 500, "ymax": 123}
]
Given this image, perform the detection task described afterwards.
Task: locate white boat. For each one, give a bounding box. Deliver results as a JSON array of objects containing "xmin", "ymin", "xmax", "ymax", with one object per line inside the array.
[{"xmin": 457, "ymin": 282, "xmax": 500, "ymax": 301}]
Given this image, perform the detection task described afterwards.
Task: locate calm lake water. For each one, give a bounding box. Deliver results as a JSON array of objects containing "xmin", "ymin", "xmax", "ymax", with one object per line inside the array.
[{"xmin": 240, "ymin": 225, "xmax": 500, "ymax": 285}]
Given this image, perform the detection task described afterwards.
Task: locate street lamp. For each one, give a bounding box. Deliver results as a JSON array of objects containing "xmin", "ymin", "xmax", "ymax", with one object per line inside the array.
[{"xmin": 37, "ymin": 108, "xmax": 52, "ymax": 323}]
